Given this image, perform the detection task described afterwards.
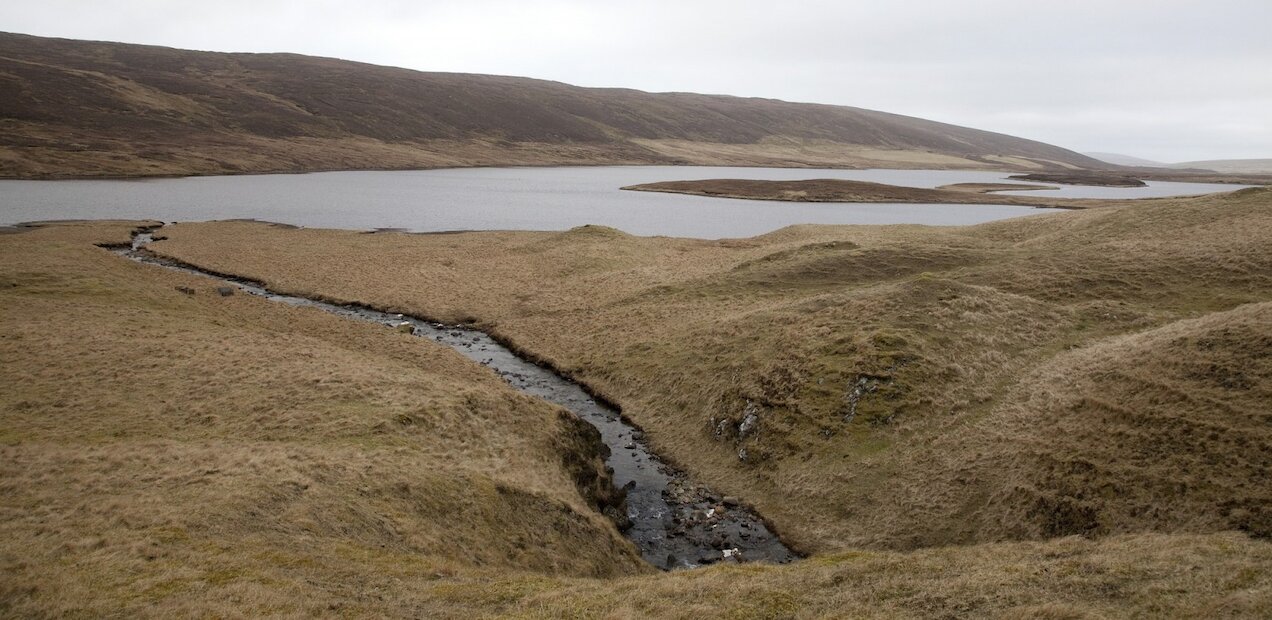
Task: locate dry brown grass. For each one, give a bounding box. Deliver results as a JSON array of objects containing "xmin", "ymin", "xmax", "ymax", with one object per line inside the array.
[
  {"xmin": 0, "ymin": 222, "xmax": 647, "ymax": 616},
  {"xmin": 2, "ymin": 197, "xmax": 1271, "ymax": 615},
  {"xmin": 152, "ymin": 188, "xmax": 1272, "ymax": 558},
  {"xmin": 628, "ymin": 139, "xmax": 1021, "ymax": 171},
  {"xmin": 485, "ymin": 532, "xmax": 1272, "ymax": 618},
  {"xmin": 0, "ymin": 128, "xmax": 670, "ymax": 179}
]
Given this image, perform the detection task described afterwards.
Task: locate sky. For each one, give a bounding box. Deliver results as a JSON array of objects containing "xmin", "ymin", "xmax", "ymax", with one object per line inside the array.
[{"xmin": 3, "ymin": 0, "xmax": 1270, "ymax": 162}]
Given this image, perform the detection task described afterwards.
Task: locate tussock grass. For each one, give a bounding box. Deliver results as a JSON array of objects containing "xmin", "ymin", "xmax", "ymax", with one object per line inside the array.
[
  {"xmin": 5, "ymin": 187, "xmax": 1271, "ymax": 615},
  {"xmin": 154, "ymin": 188, "xmax": 1272, "ymax": 556},
  {"xmin": 0, "ymin": 222, "xmax": 645, "ymax": 616},
  {"xmin": 484, "ymin": 532, "xmax": 1270, "ymax": 618}
]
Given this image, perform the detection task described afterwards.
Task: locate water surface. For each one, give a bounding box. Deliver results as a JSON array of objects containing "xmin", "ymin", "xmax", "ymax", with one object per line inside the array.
[{"xmin": 1, "ymin": 166, "xmax": 1246, "ymax": 238}]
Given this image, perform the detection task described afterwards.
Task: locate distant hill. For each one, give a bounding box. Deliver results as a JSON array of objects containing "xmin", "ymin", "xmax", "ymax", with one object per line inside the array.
[
  {"xmin": 1171, "ymin": 159, "xmax": 1272, "ymax": 174},
  {"xmin": 1086, "ymin": 152, "xmax": 1272, "ymax": 175},
  {"xmin": 1085, "ymin": 152, "xmax": 1166, "ymax": 167},
  {"xmin": 0, "ymin": 32, "xmax": 1110, "ymax": 178}
]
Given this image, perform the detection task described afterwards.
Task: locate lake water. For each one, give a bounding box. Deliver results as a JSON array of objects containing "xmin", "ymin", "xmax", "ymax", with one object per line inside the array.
[{"xmin": 0, "ymin": 166, "xmax": 1248, "ymax": 238}]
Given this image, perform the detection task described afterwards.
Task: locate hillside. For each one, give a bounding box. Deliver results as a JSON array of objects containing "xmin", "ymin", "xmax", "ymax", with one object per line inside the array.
[
  {"xmin": 1173, "ymin": 159, "xmax": 1272, "ymax": 174},
  {"xmin": 0, "ymin": 221, "xmax": 646, "ymax": 613},
  {"xmin": 1086, "ymin": 152, "xmax": 1272, "ymax": 176},
  {"xmin": 149, "ymin": 187, "xmax": 1272, "ymax": 556},
  {"xmin": 3, "ymin": 215, "xmax": 1270, "ymax": 616},
  {"xmin": 1084, "ymin": 151, "xmax": 1166, "ymax": 167},
  {"xmin": 0, "ymin": 32, "xmax": 1112, "ymax": 178}
]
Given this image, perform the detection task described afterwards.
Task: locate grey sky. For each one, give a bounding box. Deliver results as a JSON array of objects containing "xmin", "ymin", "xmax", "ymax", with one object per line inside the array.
[{"xmin": 4, "ymin": 0, "xmax": 1269, "ymax": 161}]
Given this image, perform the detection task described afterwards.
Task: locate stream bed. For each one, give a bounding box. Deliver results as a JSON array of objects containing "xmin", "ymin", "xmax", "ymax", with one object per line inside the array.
[{"xmin": 114, "ymin": 227, "xmax": 797, "ymax": 569}]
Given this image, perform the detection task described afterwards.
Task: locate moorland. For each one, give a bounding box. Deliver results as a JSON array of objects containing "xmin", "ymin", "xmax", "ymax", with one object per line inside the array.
[
  {"xmin": 0, "ymin": 32, "xmax": 1127, "ymax": 179},
  {"xmin": 141, "ymin": 187, "xmax": 1272, "ymax": 556},
  {"xmin": 3, "ymin": 186, "xmax": 1271, "ymax": 615},
  {"xmin": 2, "ymin": 29, "xmax": 1271, "ymax": 619},
  {"xmin": 2, "ymin": 185, "xmax": 1272, "ymax": 616}
]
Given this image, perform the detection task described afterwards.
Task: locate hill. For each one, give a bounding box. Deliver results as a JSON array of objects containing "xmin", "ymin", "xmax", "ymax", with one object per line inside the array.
[
  {"xmin": 1086, "ymin": 152, "xmax": 1272, "ymax": 176},
  {"xmin": 1084, "ymin": 151, "xmax": 1166, "ymax": 167},
  {"xmin": 0, "ymin": 32, "xmax": 1111, "ymax": 178},
  {"xmin": 1172, "ymin": 159, "xmax": 1272, "ymax": 174}
]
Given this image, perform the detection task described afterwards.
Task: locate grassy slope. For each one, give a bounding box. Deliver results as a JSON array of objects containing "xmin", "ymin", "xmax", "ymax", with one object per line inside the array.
[
  {"xmin": 483, "ymin": 533, "xmax": 1271, "ymax": 618},
  {"xmin": 1, "ymin": 216, "xmax": 1268, "ymax": 616},
  {"xmin": 153, "ymin": 188, "xmax": 1272, "ymax": 557},
  {"xmin": 0, "ymin": 223, "xmax": 646, "ymax": 616},
  {"xmin": 0, "ymin": 32, "xmax": 1111, "ymax": 178}
]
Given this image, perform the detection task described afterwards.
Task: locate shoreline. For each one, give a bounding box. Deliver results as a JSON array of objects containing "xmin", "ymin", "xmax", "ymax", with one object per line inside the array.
[
  {"xmin": 6, "ymin": 159, "xmax": 1269, "ymax": 185},
  {"xmin": 0, "ymin": 160, "xmax": 1015, "ymax": 183}
]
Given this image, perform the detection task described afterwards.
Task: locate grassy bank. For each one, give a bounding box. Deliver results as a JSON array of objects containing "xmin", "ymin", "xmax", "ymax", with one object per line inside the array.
[
  {"xmin": 4, "ymin": 188, "xmax": 1271, "ymax": 615},
  {"xmin": 0, "ymin": 222, "xmax": 646, "ymax": 616},
  {"xmin": 151, "ymin": 188, "xmax": 1272, "ymax": 556},
  {"xmin": 454, "ymin": 533, "xmax": 1271, "ymax": 618}
]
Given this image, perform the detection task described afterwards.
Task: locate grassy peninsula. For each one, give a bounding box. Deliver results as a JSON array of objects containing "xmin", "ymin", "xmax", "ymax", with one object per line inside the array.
[{"xmin": 621, "ymin": 178, "xmax": 1128, "ymax": 208}]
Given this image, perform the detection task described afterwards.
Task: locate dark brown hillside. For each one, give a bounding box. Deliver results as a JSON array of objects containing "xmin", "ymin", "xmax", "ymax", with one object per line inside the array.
[{"xmin": 0, "ymin": 32, "xmax": 1111, "ymax": 177}]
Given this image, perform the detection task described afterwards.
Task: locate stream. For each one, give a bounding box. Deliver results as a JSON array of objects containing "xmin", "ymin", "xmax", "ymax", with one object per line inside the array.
[{"xmin": 113, "ymin": 227, "xmax": 797, "ymax": 570}]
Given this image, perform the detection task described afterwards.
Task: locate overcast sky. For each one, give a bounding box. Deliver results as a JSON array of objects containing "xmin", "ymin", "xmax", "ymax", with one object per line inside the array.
[{"xmin": 4, "ymin": 0, "xmax": 1269, "ymax": 162}]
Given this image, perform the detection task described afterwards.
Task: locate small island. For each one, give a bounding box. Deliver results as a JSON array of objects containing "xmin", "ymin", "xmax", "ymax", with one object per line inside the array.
[
  {"xmin": 622, "ymin": 178, "xmax": 1109, "ymax": 209},
  {"xmin": 1008, "ymin": 172, "xmax": 1148, "ymax": 187},
  {"xmin": 935, "ymin": 182, "xmax": 1058, "ymax": 193}
]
